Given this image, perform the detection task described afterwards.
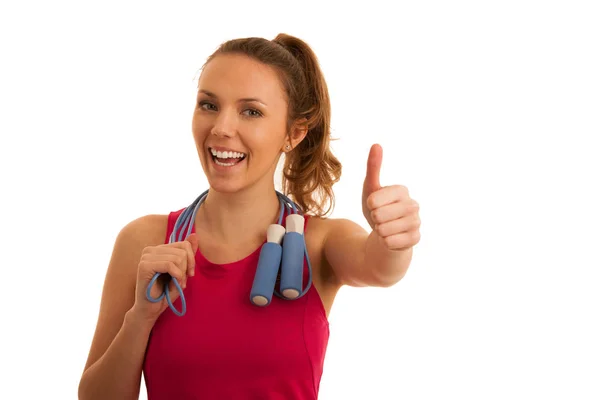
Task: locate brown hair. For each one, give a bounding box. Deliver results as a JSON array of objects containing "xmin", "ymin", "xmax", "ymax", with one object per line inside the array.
[{"xmin": 201, "ymin": 33, "xmax": 342, "ymax": 217}]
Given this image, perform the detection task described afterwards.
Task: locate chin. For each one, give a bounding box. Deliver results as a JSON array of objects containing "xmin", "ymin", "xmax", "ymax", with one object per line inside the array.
[{"xmin": 206, "ymin": 177, "xmax": 249, "ymax": 194}]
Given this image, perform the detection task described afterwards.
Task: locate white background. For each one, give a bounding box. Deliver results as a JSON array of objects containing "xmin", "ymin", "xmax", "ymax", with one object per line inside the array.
[{"xmin": 1, "ymin": 0, "xmax": 599, "ymax": 399}]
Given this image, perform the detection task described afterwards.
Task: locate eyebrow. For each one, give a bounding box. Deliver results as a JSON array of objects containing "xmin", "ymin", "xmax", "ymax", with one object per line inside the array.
[{"xmin": 198, "ymin": 89, "xmax": 268, "ymax": 106}]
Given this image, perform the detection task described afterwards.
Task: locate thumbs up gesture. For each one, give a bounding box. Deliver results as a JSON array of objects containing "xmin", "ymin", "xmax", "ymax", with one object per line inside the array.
[{"xmin": 362, "ymin": 144, "xmax": 421, "ymax": 251}]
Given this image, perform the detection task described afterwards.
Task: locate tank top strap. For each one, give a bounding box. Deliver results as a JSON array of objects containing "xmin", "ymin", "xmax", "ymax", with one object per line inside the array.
[{"xmin": 303, "ymin": 214, "xmax": 311, "ymax": 234}]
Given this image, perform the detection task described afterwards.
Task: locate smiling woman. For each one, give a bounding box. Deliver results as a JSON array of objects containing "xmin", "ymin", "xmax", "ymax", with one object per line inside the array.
[
  {"xmin": 190, "ymin": 44, "xmax": 340, "ymax": 212},
  {"xmin": 77, "ymin": 33, "xmax": 420, "ymax": 400}
]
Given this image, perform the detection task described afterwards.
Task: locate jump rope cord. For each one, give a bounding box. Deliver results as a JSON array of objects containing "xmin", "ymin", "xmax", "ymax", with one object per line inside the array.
[{"xmin": 145, "ymin": 190, "xmax": 313, "ymax": 316}]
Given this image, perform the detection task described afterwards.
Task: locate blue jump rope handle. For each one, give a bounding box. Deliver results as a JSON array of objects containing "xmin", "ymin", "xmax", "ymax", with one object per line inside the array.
[
  {"xmin": 146, "ymin": 272, "xmax": 186, "ymax": 316},
  {"xmin": 250, "ymin": 242, "xmax": 282, "ymax": 306},
  {"xmin": 280, "ymin": 232, "xmax": 304, "ymax": 298}
]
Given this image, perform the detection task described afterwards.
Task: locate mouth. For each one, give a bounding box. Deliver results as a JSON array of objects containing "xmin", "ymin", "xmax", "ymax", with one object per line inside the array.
[{"xmin": 208, "ymin": 147, "xmax": 247, "ymax": 168}]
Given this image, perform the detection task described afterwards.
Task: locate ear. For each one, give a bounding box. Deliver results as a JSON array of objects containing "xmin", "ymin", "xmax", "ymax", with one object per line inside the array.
[{"xmin": 282, "ymin": 118, "xmax": 309, "ymax": 152}]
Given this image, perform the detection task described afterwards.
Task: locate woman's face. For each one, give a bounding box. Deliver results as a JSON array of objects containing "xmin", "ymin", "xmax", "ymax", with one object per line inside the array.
[{"xmin": 192, "ymin": 53, "xmax": 290, "ymax": 193}]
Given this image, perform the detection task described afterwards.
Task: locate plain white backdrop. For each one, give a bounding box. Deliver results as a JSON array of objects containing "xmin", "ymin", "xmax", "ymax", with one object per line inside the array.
[{"xmin": 1, "ymin": 0, "xmax": 599, "ymax": 399}]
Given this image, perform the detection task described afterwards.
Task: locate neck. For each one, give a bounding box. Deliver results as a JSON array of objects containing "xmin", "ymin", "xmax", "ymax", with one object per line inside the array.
[{"xmin": 195, "ymin": 182, "xmax": 282, "ymax": 246}]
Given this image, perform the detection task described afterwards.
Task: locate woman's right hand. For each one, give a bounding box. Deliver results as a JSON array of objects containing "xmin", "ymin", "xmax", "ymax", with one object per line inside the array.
[{"xmin": 130, "ymin": 233, "xmax": 199, "ymax": 324}]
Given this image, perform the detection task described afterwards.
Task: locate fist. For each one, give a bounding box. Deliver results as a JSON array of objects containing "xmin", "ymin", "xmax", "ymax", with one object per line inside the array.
[
  {"xmin": 362, "ymin": 144, "xmax": 421, "ymax": 251},
  {"xmin": 132, "ymin": 233, "xmax": 199, "ymax": 323}
]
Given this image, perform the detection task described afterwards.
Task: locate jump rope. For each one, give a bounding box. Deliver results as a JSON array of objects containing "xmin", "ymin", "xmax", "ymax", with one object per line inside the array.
[{"xmin": 145, "ymin": 189, "xmax": 313, "ymax": 316}]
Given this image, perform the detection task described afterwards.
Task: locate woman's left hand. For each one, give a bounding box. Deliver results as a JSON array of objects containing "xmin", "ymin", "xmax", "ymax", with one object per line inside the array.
[{"xmin": 362, "ymin": 144, "xmax": 421, "ymax": 251}]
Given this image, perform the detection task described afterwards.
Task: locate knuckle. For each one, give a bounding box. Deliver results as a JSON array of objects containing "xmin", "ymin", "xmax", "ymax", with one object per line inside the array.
[
  {"xmin": 371, "ymin": 210, "xmax": 380, "ymax": 223},
  {"xmin": 412, "ymin": 231, "xmax": 421, "ymax": 242},
  {"xmin": 383, "ymin": 235, "xmax": 395, "ymax": 248},
  {"xmin": 179, "ymin": 253, "xmax": 187, "ymax": 267},
  {"xmin": 395, "ymin": 184, "xmax": 408, "ymax": 196},
  {"xmin": 141, "ymin": 246, "xmax": 153, "ymax": 254},
  {"xmin": 414, "ymin": 215, "xmax": 421, "ymax": 227},
  {"xmin": 367, "ymin": 193, "xmax": 377, "ymax": 209},
  {"xmin": 398, "ymin": 235, "xmax": 410, "ymax": 248}
]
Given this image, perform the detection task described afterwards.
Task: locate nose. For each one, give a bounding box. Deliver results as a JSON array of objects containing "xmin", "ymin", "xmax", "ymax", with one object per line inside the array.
[{"xmin": 211, "ymin": 109, "xmax": 237, "ymax": 138}]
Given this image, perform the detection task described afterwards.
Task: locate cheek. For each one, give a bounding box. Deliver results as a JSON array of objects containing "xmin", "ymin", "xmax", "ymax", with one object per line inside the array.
[
  {"xmin": 245, "ymin": 126, "xmax": 278, "ymax": 151},
  {"xmin": 191, "ymin": 119, "xmax": 210, "ymax": 144},
  {"xmin": 250, "ymin": 136, "xmax": 284, "ymax": 163},
  {"xmin": 254, "ymin": 122, "xmax": 287, "ymax": 148}
]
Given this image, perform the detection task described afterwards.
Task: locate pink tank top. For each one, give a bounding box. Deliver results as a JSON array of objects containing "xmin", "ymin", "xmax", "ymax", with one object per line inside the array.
[{"xmin": 143, "ymin": 207, "xmax": 330, "ymax": 399}]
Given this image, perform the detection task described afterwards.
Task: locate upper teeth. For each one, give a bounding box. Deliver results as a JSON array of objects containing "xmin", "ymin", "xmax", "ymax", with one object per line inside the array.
[{"xmin": 210, "ymin": 148, "xmax": 246, "ymax": 159}]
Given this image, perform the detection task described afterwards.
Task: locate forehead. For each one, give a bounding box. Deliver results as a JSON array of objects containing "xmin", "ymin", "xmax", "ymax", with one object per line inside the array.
[{"xmin": 198, "ymin": 53, "xmax": 286, "ymax": 103}]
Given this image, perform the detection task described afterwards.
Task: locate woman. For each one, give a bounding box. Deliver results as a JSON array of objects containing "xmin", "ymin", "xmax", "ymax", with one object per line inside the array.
[{"xmin": 78, "ymin": 33, "xmax": 421, "ymax": 400}]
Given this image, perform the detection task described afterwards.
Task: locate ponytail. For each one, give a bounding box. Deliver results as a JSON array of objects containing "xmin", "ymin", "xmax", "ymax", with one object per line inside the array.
[{"xmin": 271, "ymin": 34, "xmax": 341, "ymax": 217}]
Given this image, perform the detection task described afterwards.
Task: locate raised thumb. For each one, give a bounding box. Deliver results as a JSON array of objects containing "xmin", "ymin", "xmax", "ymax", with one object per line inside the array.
[{"xmin": 364, "ymin": 143, "xmax": 383, "ymax": 194}]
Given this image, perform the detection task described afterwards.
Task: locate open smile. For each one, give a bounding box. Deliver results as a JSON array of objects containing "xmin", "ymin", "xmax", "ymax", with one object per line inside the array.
[{"xmin": 208, "ymin": 147, "xmax": 247, "ymax": 169}]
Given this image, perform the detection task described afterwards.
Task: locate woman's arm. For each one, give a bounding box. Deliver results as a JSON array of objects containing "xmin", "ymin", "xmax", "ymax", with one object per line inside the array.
[
  {"xmin": 78, "ymin": 215, "xmax": 167, "ymax": 400},
  {"xmin": 323, "ymin": 144, "xmax": 421, "ymax": 288},
  {"xmin": 321, "ymin": 218, "xmax": 416, "ymax": 288},
  {"xmin": 78, "ymin": 308, "xmax": 154, "ymax": 400}
]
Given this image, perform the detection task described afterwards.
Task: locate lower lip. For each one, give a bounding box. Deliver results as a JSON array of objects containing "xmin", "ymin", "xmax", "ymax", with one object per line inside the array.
[{"xmin": 209, "ymin": 151, "xmax": 246, "ymax": 172}]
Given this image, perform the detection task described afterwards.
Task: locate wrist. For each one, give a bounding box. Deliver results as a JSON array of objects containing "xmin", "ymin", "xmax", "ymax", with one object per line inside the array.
[{"xmin": 125, "ymin": 307, "xmax": 156, "ymax": 334}]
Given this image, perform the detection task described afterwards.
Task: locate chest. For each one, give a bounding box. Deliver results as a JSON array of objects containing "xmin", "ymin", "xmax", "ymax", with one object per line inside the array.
[{"xmin": 143, "ymin": 261, "xmax": 329, "ymax": 393}]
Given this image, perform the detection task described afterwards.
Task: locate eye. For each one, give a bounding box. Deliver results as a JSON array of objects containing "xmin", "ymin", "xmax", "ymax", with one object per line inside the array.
[
  {"xmin": 198, "ymin": 101, "xmax": 217, "ymax": 111},
  {"xmin": 242, "ymin": 108, "xmax": 262, "ymax": 118},
  {"xmin": 198, "ymin": 101, "xmax": 262, "ymax": 118}
]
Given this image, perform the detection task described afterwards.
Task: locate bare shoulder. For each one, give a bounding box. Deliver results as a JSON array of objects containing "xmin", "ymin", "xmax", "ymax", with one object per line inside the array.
[
  {"xmin": 305, "ymin": 215, "xmax": 367, "ymax": 250},
  {"xmin": 102, "ymin": 213, "xmax": 170, "ymax": 308},
  {"xmin": 304, "ymin": 214, "xmax": 329, "ymax": 243},
  {"xmin": 303, "ymin": 215, "xmax": 359, "ymax": 314},
  {"xmin": 117, "ymin": 213, "xmax": 170, "ymax": 249},
  {"xmin": 303, "ymin": 215, "xmax": 370, "ymax": 314},
  {"xmin": 306, "ymin": 215, "xmax": 365, "ymax": 232},
  {"xmin": 103, "ymin": 213, "xmax": 169, "ymax": 287}
]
